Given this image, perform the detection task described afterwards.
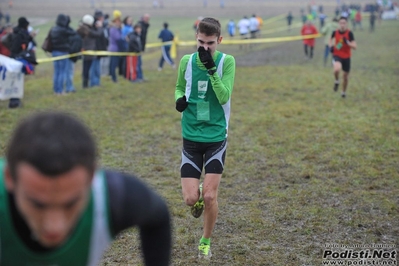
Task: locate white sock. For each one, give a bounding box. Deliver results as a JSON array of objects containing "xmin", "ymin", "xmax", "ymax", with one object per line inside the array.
[{"xmin": 335, "ymin": 80, "xmax": 339, "ymax": 84}]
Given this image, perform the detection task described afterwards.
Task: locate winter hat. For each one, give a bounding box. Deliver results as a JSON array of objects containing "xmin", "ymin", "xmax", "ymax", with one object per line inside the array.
[
  {"xmin": 18, "ymin": 17, "xmax": 29, "ymax": 28},
  {"xmin": 113, "ymin": 10, "xmax": 122, "ymax": 20},
  {"xmin": 82, "ymin": 14, "xmax": 94, "ymax": 26}
]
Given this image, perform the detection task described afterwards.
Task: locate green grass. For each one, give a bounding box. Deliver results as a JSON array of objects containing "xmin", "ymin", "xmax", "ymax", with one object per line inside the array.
[{"xmin": 1, "ymin": 16, "xmax": 398, "ymax": 266}]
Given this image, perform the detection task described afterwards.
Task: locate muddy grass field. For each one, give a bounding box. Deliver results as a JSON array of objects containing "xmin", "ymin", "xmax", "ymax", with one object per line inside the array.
[{"xmin": 1, "ymin": 0, "xmax": 398, "ymax": 265}]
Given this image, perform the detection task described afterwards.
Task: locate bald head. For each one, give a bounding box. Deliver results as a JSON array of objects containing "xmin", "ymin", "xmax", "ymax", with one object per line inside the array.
[{"xmin": 143, "ymin": 13, "xmax": 150, "ymax": 23}]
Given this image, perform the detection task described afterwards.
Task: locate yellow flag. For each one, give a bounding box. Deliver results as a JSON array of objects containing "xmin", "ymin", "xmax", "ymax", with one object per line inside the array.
[{"xmin": 171, "ymin": 35, "xmax": 178, "ymax": 59}]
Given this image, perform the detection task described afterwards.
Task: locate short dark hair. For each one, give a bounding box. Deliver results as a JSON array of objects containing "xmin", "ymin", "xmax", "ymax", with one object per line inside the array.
[
  {"xmin": 123, "ymin": 16, "xmax": 131, "ymax": 25},
  {"xmin": 197, "ymin": 17, "xmax": 221, "ymax": 38},
  {"xmin": 163, "ymin": 22, "xmax": 168, "ymax": 29},
  {"xmin": 339, "ymin": 16, "xmax": 348, "ymax": 21},
  {"xmin": 6, "ymin": 112, "xmax": 97, "ymax": 178},
  {"xmin": 94, "ymin": 10, "xmax": 103, "ymax": 19}
]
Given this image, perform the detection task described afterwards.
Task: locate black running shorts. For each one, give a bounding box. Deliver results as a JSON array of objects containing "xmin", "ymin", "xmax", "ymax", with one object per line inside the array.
[
  {"xmin": 333, "ymin": 56, "xmax": 351, "ymax": 73},
  {"xmin": 180, "ymin": 138, "xmax": 227, "ymax": 179}
]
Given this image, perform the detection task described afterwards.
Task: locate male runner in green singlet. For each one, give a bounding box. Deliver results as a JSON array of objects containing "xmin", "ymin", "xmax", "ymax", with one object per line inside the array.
[
  {"xmin": 174, "ymin": 17, "xmax": 236, "ymax": 259},
  {"xmin": 0, "ymin": 112, "xmax": 171, "ymax": 266}
]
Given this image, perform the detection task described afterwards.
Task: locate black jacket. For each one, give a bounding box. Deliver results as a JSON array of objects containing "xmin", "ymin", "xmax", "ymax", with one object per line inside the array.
[
  {"xmin": 50, "ymin": 14, "xmax": 76, "ymax": 52},
  {"xmin": 138, "ymin": 20, "xmax": 150, "ymax": 51},
  {"xmin": 68, "ymin": 30, "xmax": 82, "ymax": 62},
  {"xmin": 127, "ymin": 31, "xmax": 142, "ymax": 53},
  {"xmin": 10, "ymin": 26, "xmax": 32, "ymax": 58},
  {"xmin": 94, "ymin": 18, "xmax": 109, "ymax": 52}
]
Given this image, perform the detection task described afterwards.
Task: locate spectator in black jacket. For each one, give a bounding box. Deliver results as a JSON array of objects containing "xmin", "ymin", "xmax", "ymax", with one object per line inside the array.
[
  {"xmin": 10, "ymin": 17, "xmax": 34, "ymax": 58},
  {"xmin": 66, "ymin": 16, "xmax": 82, "ymax": 94},
  {"xmin": 137, "ymin": 14, "xmax": 150, "ymax": 81},
  {"xmin": 50, "ymin": 14, "xmax": 77, "ymax": 95},
  {"xmin": 126, "ymin": 24, "xmax": 142, "ymax": 82},
  {"xmin": 8, "ymin": 17, "xmax": 36, "ymax": 108},
  {"xmin": 77, "ymin": 14, "xmax": 103, "ymax": 88},
  {"xmin": 89, "ymin": 10, "xmax": 108, "ymax": 87}
]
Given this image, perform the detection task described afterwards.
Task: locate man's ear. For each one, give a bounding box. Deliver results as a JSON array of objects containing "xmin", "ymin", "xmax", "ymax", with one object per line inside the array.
[
  {"xmin": 4, "ymin": 165, "xmax": 15, "ymax": 192},
  {"xmin": 218, "ymin": 36, "xmax": 223, "ymax": 44}
]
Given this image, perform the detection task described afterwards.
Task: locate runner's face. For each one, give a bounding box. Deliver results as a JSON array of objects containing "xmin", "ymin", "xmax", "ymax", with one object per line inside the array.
[
  {"xmin": 5, "ymin": 163, "xmax": 92, "ymax": 248},
  {"xmin": 339, "ymin": 19, "xmax": 347, "ymax": 31},
  {"xmin": 196, "ymin": 32, "xmax": 222, "ymax": 55}
]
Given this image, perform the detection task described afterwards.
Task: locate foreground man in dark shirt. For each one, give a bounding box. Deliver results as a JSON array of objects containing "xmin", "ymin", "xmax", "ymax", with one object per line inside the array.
[{"xmin": 0, "ymin": 111, "xmax": 171, "ymax": 266}]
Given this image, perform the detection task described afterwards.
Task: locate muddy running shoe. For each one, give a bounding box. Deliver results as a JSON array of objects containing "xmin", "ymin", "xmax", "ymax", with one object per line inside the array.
[
  {"xmin": 198, "ymin": 243, "xmax": 212, "ymax": 259},
  {"xmin": 190, "ymin": 183, "xmax": 204, "ymax": 218},
  {"xmin": 333, "ymin": 82, "xmax": 339, "ymax": 92}
]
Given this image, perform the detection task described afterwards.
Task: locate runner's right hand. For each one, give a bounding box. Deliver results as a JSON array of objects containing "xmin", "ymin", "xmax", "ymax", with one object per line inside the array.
[{"xmin": 176, "ymin": 96, "xmax": 188, "ymax": 112}]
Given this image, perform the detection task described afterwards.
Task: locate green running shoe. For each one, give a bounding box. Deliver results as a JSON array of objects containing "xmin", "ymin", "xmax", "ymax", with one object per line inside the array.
[
  {"xmin": 190, "ymin": 183, "xmax": 204, "ymax": 218},
  {"xmin": 198, "ymin": 242, "xmax": 212, "ymax": 259}
]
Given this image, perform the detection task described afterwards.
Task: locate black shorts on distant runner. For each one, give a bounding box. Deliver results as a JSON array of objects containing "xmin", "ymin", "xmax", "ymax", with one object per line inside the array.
[
  {"xmin": 180, "ymin": 138, "xmax": 227, "ymax": 179},
  {"xmin": 333, "ymin": 56, "xmax": 351, "ymax": 73}
]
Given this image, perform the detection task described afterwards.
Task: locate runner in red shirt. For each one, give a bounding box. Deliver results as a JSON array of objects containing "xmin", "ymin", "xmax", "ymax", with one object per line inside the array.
[
  {"xmin": 329, "ymin": 17, "xmax": 357, "ymax": 98},
  {"xmin": 301, "ymin": 20, "xmax": 318, "ymax": 59}
]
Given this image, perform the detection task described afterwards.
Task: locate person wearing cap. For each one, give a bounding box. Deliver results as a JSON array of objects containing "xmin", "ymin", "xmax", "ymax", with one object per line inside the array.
[
  {"xmin": 108, "ymin": 10, "xmax": 123, "ymax": 83},
  {"xmin": 77, "ymin": 14, "xmax": 103, "ymax": 88},
  {"xmin": 50, "ymin": 14, "xmax": 78, "ymax": 95},
  {"xmin": 8, "ymin": 17, "xmax": 36, "ymax": 108}
]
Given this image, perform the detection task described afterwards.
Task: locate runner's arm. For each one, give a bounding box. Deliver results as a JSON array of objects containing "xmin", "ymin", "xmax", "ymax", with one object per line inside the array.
[
  {"xmin": 175, "ymin": 55, "xmax": 190, "ymax": 100},
  {"xmin": 320, "ymin": 25, "xmax": 328, "ymax": 35},
  {"xmin": 105, "ymin": 170, "xmax": 171, "ymax": 266},
  {"xmin": 209, "ymin": 55, "xmax": 235, "ymax": 105},
  {"xmin": 347, "ymin": 31, "xmax": 357, "ymax": 50},
  {"xmin": 328, "ymin": 31, "xmax": 336, "ymax": 47}
]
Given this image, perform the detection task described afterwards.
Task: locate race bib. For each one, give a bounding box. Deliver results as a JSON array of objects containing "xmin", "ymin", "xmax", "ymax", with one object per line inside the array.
[{"xmin": 197, "ymin": 102, "xmax": 210, "ymax": 121}]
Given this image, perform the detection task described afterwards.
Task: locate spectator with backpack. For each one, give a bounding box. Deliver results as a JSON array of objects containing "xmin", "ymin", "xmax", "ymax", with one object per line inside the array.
[{"xmin": 50, "ymin": 14, "xmax": 78, "ymax": 95}]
